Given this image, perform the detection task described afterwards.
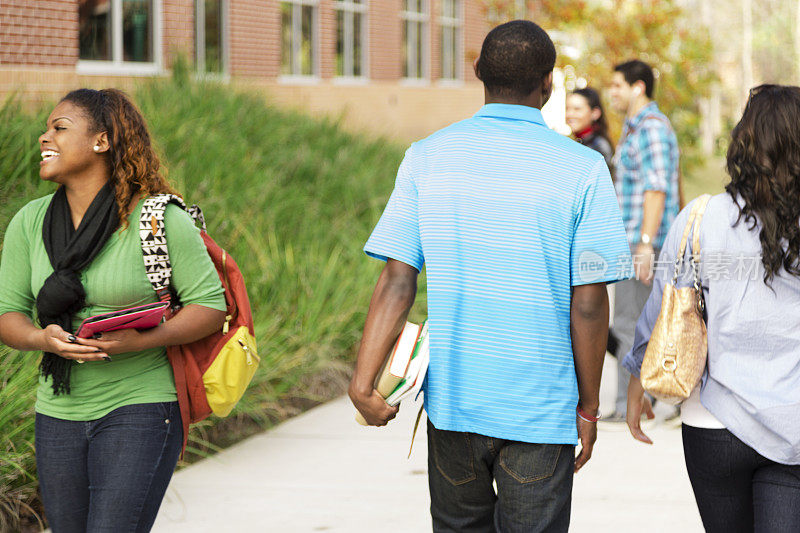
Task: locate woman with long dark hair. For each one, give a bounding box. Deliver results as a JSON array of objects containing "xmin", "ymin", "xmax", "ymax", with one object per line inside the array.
[
  {"xmin": 566, "ymin": 87, "xmax": 615, "ymax": 169},
  {"xmin": 0, "ymin": 89, "xmax": 226, "ymax": 531},
  {"xmin": 623, "ymin": 85, "xmax": 800, "ymax": 531}
]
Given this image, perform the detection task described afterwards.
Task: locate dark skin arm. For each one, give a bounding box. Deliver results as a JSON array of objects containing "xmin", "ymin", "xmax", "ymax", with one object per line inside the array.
[
  {"xmin": 349, "ymin": 259, "xmax": 419, "ymax": 426},
  {"xmin": 0, "ymin": 312, "xmax": 109, "ymax": 361},
  {"xmin": 77, "ymin": 305, "xmax": 226, "ymax": 355},
  {"xmin": 570, "ymin": 282, "xmax": 609, "ymax": 473},
  {"xmin": 0, "ymin": 305, "xmax": 226, "ymax": 360}
]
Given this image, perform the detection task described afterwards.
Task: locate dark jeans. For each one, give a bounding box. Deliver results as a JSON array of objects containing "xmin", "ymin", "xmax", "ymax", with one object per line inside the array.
[
  {"xmin": 35, "ymin": 402, "xmax": 183, "ymax": 533},
  {"xmin": 427, "ymin": 420, "xmax": 574, "ymax": 533},
  {"xmin": 682, "ymin": 424, "xmax": 800, "ymax": 533}
]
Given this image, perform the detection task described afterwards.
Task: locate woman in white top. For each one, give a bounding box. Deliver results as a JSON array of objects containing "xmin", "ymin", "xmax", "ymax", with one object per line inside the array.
[{"xmin": 623, "ymin": 85, "xmax": 800, "ymax": 532}]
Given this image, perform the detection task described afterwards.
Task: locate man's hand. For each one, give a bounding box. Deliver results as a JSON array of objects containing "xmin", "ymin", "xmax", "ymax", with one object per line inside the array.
[
  {"xmin": 626, "ymin": 374, "xmax": 655, "ymax": 444},
  {"xmin": 349, "ymin": 386, "xmax": 399, "ymax": 426},
  {"xmin": 575, "ymin": 413, "xmax": 597, "ymax": 473},
  {"xmin": 634, "ymin": 243, "xmax": 655, "ymax": 286},
  {"xmin": 570, "ymin": 283, "xmax": 608, "ymax": 473},
  {"xmin": 349, "ymin": 259, "xmax": 418, "ymax": 427}
]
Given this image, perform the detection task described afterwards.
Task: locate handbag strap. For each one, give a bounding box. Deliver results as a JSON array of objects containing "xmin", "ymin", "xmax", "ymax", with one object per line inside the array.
[
  {"xmin": 672, "ymin": 194, "xmax": 711, "ymax": 287},
  {"xmin": 690, "ymin": 194, "xmax": 712, "ymax": 262},
  {"xmin": 676, "ymin": 197, "xmax": 704, "ymax": 261},
  {"xmin": 676, "ymin": 194, "xmax": 711, "ymax": 262}
]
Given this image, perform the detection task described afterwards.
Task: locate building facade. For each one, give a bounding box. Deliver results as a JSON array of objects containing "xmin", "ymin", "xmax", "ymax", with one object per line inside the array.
[{"xmin": 0, "ymin": 0, "xmax": 499, "ymax": 141}]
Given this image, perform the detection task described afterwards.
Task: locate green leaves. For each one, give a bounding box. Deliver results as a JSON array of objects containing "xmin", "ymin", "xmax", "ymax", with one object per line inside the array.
[{"xmin": 0, "ymin": 348, "xmax": 40, "ymax": 531}]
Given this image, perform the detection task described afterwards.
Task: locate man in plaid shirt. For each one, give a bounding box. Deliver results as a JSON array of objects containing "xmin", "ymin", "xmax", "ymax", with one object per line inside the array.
[{"xmin": 607, "ymin": 59, "xmax": 681, "ymax": 421}]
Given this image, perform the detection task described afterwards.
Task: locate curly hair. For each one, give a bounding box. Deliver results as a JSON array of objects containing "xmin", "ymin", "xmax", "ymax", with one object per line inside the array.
[
  {"xmin": 476, "ymin": 20, "xmax": 556, "ymax": 100},
  {"xmin": 726, "ymin": 84, "xmax": 800, "ymax": 286},
  {"xmin": 60, "ymin": 88, "xmax": 178, "ymax": 229}
]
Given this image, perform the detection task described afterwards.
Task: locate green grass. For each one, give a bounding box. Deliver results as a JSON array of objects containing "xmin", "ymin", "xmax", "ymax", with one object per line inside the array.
[
  {"xmin": 0, "ymin": 348, "xmax": 42, "ymax": 532},
  {"xmin": 0, "ymin": 76, "xmax": 419, "ymax": 528},
  {"xmin": 683, "ymin": 153, "xmax": 728, "ymax": 201}
]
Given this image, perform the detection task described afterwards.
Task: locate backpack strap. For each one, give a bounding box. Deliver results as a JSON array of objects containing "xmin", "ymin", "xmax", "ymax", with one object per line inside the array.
[
  {"xmin": 187, "ymin": 204, "xmax": 206, "ymax": 231},
  {"xmin": 139, "ymin": 194, "xmax": 209, "ymax": 302},
  {"xmin": 139, "ymin": 194, "xmax": 210, "ymax": 456},
  {"xmin": 139, "ymin": 194, "xmax": 188, "ymax": 302}
]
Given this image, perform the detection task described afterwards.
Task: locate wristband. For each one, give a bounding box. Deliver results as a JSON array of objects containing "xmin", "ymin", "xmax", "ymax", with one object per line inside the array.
[{"xmin": 577, "ymin": 406, "xmax": 601, "ymax": 423}]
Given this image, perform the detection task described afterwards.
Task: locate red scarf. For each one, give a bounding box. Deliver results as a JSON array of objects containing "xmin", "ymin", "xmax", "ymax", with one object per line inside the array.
[{"xmin": 575, "ymin": 126, "xmax": 595, "ymax": 140}]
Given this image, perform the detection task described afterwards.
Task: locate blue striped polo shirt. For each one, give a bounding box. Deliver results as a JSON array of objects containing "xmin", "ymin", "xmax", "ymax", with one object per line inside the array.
[{"xmin": 365, "ymin": 104, "xmax": 631, "ymax": 444}]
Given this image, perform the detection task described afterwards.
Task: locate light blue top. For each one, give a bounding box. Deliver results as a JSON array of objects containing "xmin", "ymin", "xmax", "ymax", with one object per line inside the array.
[
  {"xmin": 613, "ymin": 102, "xmax": 681, "ymax": 249},
  {"xmin": 623, "ymin": 193, "xmax": 800, "ymax": 464},
  {"xmin": 365, "ymin": 104, "xmax": 631, "ymax": 444}
]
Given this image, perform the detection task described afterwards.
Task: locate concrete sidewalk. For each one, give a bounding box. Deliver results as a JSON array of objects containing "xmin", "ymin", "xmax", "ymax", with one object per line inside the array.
[{"xmin": 152, "ymin": 356, "xmax": 703, "ymax": 532}]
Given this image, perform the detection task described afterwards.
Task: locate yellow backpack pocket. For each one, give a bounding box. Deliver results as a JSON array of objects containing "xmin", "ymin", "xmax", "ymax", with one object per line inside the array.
[{"xmin": 202, "ymin": 325, "xmax": 260, "ymax": 417}]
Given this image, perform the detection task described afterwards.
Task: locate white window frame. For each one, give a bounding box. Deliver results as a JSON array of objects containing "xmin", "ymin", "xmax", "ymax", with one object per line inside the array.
[
  {"xmin": 334, "ymin": 0, "xmax": 368, "ymax": 80},
  {"xmin": 77, "ymin": 0, "xmax": 164, "ymax": 76},
  {"xmin": 279, "ymin": 0, "xmax": 320, "ymax": 83},
  {"xmin": 195, "ymin": 0, "xmax": 229, "ymax": 77},
  {"xmin": 439, "ymin": 0, "xmax": 462, "ymax": 83},
  {"xmin": 401, "ymin": 0, "xmax": 430, "ymax": 82}
]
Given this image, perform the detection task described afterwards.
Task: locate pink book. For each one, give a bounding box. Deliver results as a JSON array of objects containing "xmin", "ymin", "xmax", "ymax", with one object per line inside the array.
[{"xmin": 75, "ymin": 301, "xmax": 169, "ymax": 339}]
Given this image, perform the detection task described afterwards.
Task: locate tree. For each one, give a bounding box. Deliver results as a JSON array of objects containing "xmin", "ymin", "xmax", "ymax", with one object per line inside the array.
[{"xmin": 478, "ymin": 0, "xmax": 716, "ymax": 173}]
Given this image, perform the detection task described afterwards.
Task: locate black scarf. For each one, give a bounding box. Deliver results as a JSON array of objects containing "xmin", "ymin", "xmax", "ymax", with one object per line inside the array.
[{"xmin": 37, "ymin": 181, "xmax": 119, "ymax": 395}]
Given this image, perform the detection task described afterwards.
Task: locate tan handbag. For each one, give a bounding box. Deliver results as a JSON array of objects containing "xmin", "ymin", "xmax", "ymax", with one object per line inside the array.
[{"xmin": 640, "ymin": 194, "xmax": 711, "ymax": 404}]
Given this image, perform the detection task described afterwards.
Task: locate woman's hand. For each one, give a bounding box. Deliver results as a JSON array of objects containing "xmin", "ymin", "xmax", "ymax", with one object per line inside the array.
[
  {"xmin": 39, "ymin": 324, "xmax": 110, "ymax": 362},
  {"xmin": 627, "ymin": 374, "xmax": 656, "ymax": 444},
  {"xmin": 77, "ymin": 304, "xmax": 226, "ymax": 356},
  {"xmin": 76, "ymin": 328, "xmax": 145, "ymax": 356}
]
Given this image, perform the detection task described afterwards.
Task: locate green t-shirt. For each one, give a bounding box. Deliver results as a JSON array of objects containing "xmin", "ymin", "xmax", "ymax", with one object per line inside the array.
[{"xmin": 0, "ymin": 194, "xmax": 227, "ymax": 421}]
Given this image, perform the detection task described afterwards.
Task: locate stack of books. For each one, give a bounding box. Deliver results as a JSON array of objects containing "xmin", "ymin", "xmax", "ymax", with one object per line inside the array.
[{"xmin": 355, "ymin": 320, "xmax": 429, "ymax": 425}]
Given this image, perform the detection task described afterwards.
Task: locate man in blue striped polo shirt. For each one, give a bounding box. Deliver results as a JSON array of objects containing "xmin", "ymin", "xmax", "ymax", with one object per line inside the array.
[{"xmin": 350, "ymin": 21, "xmax": 631, "ymax": 532}]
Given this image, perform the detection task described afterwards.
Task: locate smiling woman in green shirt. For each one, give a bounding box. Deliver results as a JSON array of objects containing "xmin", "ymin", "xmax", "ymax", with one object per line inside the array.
[{"xmin": 0, "ymin": 89, "xmax": 226, "ymax": 533}]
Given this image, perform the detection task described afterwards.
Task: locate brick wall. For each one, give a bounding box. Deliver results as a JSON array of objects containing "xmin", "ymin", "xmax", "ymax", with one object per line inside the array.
[
  {"xmin": 368, "ymin": 0, "xmax": 402, "ymax": 80},
  {"xmin": 430, "ymin": 0, "xmax": 440, "ymax": 80},
  {"xmin": 163, "ymin": 0, "xmax": 195, "ymax": 67},
  {"xmin": 243, "ymin": 78, "xmax": 484, "ymax": 141},
  {"xmin": 463, "ymin": 0, "xmax": 486, "ymax": 82},
  {"xmin": 0, "ymin": 0, "xmax": 489, "ymax": 80},
  {"xmin": 0, "ymin": 0, "xmax": 198, "ymax": 69},
  {"xmin": 0, "ymin": 0, "xmax": 78, "ymax": 66},
  {"xmin": 1, "ymin": 0, "xmax": 491, "ymax": 139},
  {"xmin": 318, "ymin": 0, "xmax": 335, "ymax": 79},
  {"xmin": 228, "ymin": 0, "xmax": 280, "ymax": 78}
]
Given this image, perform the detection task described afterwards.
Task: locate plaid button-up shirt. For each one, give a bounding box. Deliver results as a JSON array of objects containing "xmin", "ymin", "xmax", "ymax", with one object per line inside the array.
[{"xmin": 613, "ymin": 102, "xmax": 680, "ymax": 249}]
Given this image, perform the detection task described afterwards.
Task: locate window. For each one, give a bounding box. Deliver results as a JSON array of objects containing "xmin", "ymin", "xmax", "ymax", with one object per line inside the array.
[
  {"xmin": 195, "ymin": 0, "xmax": 226, "ymax": 73},
  {"xmin": 401, "ymin": 0, "xmax": 428, "ymax": 80},
  {"xmin": 440, "ymin": 0, "xmax": 461, "ymax": 81},
  {"xmin": 79, "ymin": 0, "xmax": 159, "ymax": 69},
  {"xmin": 281, "ymin": 0, "xmax": 318, "ymax": 77},
  {"xmin": 335, "ymin": 0, "xmax": 367, "ymax": 78}
]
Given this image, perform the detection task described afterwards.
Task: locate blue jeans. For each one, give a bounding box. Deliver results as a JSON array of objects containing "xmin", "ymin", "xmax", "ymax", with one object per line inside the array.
[
  {"xmin": 427, "ymin": 420, "xmax": 574, "ymax": 533},
  {"xmin": 35, "ymin": 402, "xmax": 183, "ymax": 533},
  {"xmin": 682, "ymin": 424, "xmax": 800, "ymax": 533}
]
